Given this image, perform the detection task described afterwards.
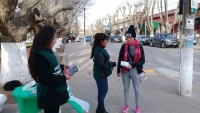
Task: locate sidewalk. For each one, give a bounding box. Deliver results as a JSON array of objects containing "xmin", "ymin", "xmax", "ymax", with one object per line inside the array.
[
  {"xmin": 2, "ymin": 43, "xmax": 200, "ymax": 113},
  {"xmin": 194, "ymin": 46, "xmax": 200, "ymax": 50}
]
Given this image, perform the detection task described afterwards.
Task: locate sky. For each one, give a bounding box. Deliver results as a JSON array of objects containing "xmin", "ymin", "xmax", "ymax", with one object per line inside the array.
[
  {"xmin": 81, "ymin": 0, "xmax": 120, "ymax": 28},
  {"xmin": 81, "ymin": 0, "xmax": 200, "ymax": 29}
]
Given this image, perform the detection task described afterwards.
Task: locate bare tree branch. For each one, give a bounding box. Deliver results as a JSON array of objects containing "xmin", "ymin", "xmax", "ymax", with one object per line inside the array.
[
  {"xmin": 157, "ymin": 0, "xmax": 180, "ymax": 33},
  {"xmin": 144, "ymin": 0, "xmax": 155, "ymax": 35},
  {"xmin": 28, "ymin": 0, "xmax": 42, "ymax": 9},
  {"xmin": 157, "ymin": 0, "xmax": 165, "ymax": 32}
]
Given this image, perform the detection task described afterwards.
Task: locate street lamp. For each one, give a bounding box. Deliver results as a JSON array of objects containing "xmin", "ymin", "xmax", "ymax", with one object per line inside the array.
[{"xmin": 83, "ymin": 7, "xmax": 86, "ymax": 46}]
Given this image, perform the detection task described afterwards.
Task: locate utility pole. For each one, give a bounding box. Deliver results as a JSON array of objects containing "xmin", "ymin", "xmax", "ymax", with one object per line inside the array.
[
  {"xmin": 145, "ymin": 19, "xmax": 146, "ymax": 35},
  {"xmin": 76, "ymin": 17, "xmax": 78, "ymax": 37},
  {"xmin": 179, "ymin": 0, "xmax": 197, "ymax": 96},
  {"xmin": 83, "ymin": 7, "xmax": 86, "ymax": 46}
]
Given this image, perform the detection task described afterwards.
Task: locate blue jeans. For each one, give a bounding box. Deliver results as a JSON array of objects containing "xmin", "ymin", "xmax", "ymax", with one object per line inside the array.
[
  {"xmin": 95, "ymin": 77, "xmax": 108, "ymax": 111},
  {"xmin": 122, "ymin": 68, "xmax": 140, "ymax": 107}
]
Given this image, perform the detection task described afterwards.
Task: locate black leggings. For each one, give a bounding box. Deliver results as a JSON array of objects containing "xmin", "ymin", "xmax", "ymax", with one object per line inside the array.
[{"xmin": 44, "ymin": 106, "xmax": 60, "ymax": 113}]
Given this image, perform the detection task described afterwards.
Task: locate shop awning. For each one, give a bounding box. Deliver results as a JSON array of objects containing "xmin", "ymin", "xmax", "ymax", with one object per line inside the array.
[{"xmin": 139, "ymin": 21, "xmax": 159, "ymax": 30}]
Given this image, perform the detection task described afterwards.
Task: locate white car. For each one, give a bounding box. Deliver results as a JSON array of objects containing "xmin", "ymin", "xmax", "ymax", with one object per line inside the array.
[{"xmin": 75, "ymin": 37, "xmax": 81, "ymax": 42}]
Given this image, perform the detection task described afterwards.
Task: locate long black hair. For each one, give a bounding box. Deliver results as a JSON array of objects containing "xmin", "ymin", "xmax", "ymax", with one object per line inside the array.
[
  {"xmin": 28, "ymin": 26, "xmax": 56, "ymax": 82},
  {"xmin": 90, "ymin": 33, "xmax": 108, "ymax": 59}
]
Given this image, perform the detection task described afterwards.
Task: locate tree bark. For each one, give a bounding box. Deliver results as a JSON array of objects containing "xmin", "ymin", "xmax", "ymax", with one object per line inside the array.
[
  {"xmin": 145, "ymin": 0, "xmax": 155, "ymax": 36},
  {"xmin": 0, "ymin": 0, "xmax": 81, "ymax": 85},
  {"xmin": 0, "ymin": 41, "xmax": 32, "ymax": 85},
  {"xmin": 158, "ymin": 0, "xmax": 180, "ymax": 33}
]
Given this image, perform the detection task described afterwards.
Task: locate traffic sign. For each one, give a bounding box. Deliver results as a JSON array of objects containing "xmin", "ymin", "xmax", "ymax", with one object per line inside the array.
[{"xmin": 191, "ymin": 0, "xmax": 198, "ymax": 13}]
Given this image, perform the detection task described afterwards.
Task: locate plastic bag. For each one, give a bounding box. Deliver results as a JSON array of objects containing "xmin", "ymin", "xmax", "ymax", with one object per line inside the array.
[{"xmin": 0, "ymin": 94, "xmax": 7, "ymax": 112}]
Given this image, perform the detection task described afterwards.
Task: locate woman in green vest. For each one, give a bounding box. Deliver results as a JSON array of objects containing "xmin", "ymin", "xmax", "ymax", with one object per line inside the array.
[
  {"xmin": 90, "ymin": 33, "xmax": 116, "ymax": 113},
  {"xmin": 28, "ymin": 26, "xmax": 71, "ymax": 113}
]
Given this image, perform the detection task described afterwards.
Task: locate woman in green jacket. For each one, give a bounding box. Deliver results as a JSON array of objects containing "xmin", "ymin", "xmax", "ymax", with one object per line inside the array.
[
  {"xmin": 28, "ymin": 26, "xmax": 71, "ymax": 113},
  {"xmin": 91, "ymin": 33, "xmax": 116, "ymax": 113}
]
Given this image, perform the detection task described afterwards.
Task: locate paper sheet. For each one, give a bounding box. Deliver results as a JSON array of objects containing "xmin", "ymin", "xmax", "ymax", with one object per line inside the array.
[{"xmin": 120, "ymin": 61, "xmax": 129, "ymax": 67}]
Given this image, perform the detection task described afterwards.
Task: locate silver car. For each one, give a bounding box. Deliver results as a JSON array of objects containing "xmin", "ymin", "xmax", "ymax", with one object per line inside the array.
[{"xmin": 136, "ymin": 35, "xmax": 149, "ymax": 45}]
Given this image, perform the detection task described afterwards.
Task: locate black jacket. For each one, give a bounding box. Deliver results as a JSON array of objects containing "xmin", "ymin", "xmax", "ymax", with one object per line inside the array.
[
  {"xmin": 96, "ymin": 51, "xmax": 115, "ymax": 70},
  {"xmin": 93, "ymin": 50, "xmax": 116, "ymax": 78},
  {"xmin": 34, "ymin": 53, "xmax": 69, "ymax": 109},
  {"xmin": 117, "ymin": 44, "xmax": 145, "ymax": 74}
]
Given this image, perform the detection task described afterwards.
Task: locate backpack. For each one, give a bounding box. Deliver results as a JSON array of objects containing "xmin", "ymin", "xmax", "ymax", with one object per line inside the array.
[{"xmin": 3, "ymin": 80, "xmax": 22, "ymax": 91}]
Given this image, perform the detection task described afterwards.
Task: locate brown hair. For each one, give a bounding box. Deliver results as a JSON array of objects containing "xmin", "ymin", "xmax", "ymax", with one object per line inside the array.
[{"xmin": 28, "ymin": 26, "xmax": 56, "ymax": 82}]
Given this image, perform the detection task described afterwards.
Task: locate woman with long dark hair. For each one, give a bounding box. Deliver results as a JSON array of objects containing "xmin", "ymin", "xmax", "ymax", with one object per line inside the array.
[
  {"xmin": 28, "ymin": 26, "xmax": 71, "ymax": 113},
  {"xmin": 117, "ymin": 25, "xmax": 145, "ymax": 113},
  {"xmin": 91, "ymin": 33, "xmax": 116, "ymax": 113}
]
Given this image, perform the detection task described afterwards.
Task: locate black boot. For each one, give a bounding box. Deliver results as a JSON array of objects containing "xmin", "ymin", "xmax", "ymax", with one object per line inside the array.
[
  {"xmin": 96, "ymin": 107, "xmax": 108, "ymax": 113},
  {"xmin": 96, "ymin": 107, "xmax": 101, "ymax": 113}
]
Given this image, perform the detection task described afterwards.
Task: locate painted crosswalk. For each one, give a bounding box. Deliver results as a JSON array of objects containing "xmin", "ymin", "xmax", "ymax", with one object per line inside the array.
[{"xmin": 154, "ymin": 67, "xmax": 196, "ymax": 79}]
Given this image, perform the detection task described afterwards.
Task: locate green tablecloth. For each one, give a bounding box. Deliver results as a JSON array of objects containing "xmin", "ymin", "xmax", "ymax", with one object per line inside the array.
[{"xmin": 12, "ymin": 86, "xmax": 83, "ymax": 113}]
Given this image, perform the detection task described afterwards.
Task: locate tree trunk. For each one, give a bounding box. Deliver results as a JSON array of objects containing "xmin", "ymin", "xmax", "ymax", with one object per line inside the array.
[
  {"xmin": 166, "ymin": 25, "xmax": 172, "ymax": 33},
  {"xmin": 150, "ymin": 29, "xmax": 154, "ymax": 36},
  {"xmin": 136, "ymin": 28, "xmax": 141, "ymax": 35},
  {"xmin": 0, "ymin": 41, "xmax": 32, "ymax": 85}
]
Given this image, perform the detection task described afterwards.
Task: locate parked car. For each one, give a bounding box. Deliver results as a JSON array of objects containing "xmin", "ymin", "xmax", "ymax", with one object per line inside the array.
[
  {"xmin": 136, "ymin": 35, "xmax": 149, "ymax": 45},
  {"xmin": 110, "ymin": 34, "xmax": 122, "ymax": 42},
  {"xmin": 85, "ymin": 35, "xmax": 92, "ymax": 42},
  {"xmin": 149, "ymin": 33, "xmax": 179, "ymax": 48},
  {"xmin": 26, "ymin": 37, "xmax": 33, "ymax": 43}
]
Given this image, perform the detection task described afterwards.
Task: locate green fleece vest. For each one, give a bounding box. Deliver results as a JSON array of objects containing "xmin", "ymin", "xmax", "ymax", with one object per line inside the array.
[
  {"xmin": 93, "ymin": 46, "xmax": 112, "ymax": 78},
  {"xmin": 36, "ymin": 50, "xmax": 67, "ymax": 97}
]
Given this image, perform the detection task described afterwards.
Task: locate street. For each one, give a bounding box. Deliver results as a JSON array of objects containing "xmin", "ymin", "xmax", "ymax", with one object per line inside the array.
[
  {"xmin": 64, "ymin": 42, "xmax": 200, "ymax": 113},
  {"xmin": 104, "ymin": 41, "xmax": 200, "ymax": 89}
]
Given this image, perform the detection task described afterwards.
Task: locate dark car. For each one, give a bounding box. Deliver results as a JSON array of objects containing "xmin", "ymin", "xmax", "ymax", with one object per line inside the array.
[
  {"xmin": 149, "ymin": 33, "xmax": 179, "ymax": 48},
  {"xmin": 110, "ymin": 34, "xmax": 122, "ymax": 42},
  {"xmin": 136, "ymin": 35, "xmax": 149, "ymax": 45}
]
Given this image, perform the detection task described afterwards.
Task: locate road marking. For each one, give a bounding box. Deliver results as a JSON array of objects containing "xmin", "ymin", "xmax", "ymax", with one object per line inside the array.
[
  {"xmin": 155, "ymin": 67, "xmax": 179, "ymax": 78},
  {"xmin": 155, "ymin": 67, "xmax": 195, "ymax": 79},
  {"xmin": 155, "ymin": 67, "xmax": 200, "ymax": 91},
  {"xmin": 171, "ymin": 66, "xmax": 199, "ymax": 75},
  {"xmin": 144, "ymin": 66, "xmax": 153, "ymax": 70},
  {"xmin": 143, "ymin": 69, "xmax": 155, "ymax": 73}
]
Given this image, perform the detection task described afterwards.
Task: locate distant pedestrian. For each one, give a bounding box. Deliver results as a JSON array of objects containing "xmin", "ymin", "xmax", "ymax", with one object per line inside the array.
[
  {"xmin": 66, "ymin": 37, "xmax": 69, "ymax": 43},
  {"xmin": 72, "ymin": 37, "xmax": 75, "ymax": 43},
  {"xmin": 117, "ymin": 25, "xmax": 145, "ymax": 113},
  {"xmin": 91, "ymin": 33, "xmax": 116, "ymax": 113},
  {"xmin": 28, "ymin": 26, "xmax": 71, "ymax": 113},
  {"xmin": 62, "ymin": 37, "xmax": 66, "ymax": 43}
]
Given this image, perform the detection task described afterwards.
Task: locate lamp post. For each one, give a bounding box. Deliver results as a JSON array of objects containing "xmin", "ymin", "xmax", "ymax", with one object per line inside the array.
[{"xmin": 83, "ymin": 7, "xmax": 86, "ymax": 46}]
